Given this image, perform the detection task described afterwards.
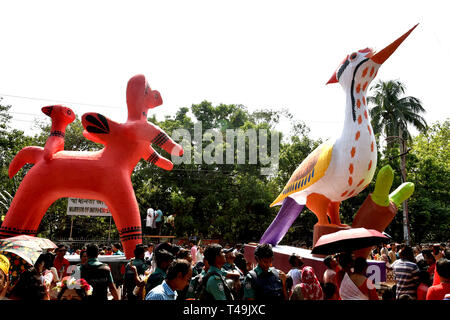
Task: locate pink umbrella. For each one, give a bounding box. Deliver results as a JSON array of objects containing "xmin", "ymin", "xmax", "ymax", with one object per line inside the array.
[{"xmin": 311, "ymin": 228, "xmax": 390, "ymax": 255}]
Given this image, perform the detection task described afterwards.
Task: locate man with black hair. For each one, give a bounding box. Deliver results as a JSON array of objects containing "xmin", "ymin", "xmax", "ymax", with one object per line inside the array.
[
  {"xmin": 243, "ymin": 243, "xmax": 287, "ymax": 300},
  {"xmin": 432, "ymin": 248, "xmax": 450, "ymax": 286},
  {"xmin": 422, "ymin": 249, "xmax": 436, "ymax": 280},
  {"xmin": 145, "ymin": 249, "xmax": 174, "ymax": 293},
  {"xmin": 426, "ymin": 253, "xmax": 450, "ymax": 300},
  {"xmin": 393, "ymin": 246, "xmax": 419, "ymax": 299},
  {"xmin": 287, "ymin": 253, "xmax": 303, "ymax": 288},
  {"xmin": 112, "ymin": 243, "xmax": 124, "ymax": 256},
  {"xmin": 146, "ymin": 259, "xmax": 192, "ymax": 300},
  {"xmin": 323, "ymin": 282, "xmax": 339, "ymax": 300},
  {"xmin": 81, "ymin": 244, "xmax": 119, "ymax": 300},
  {"xmin": 145, "ymin": 242, "xmax": 154, "ymax": 262},
  {"xmin": 123, "ymin": 244, "xmax": 151, "ymax": 300},
  {"xmin": 200, "ymin": 243, "xmax": 234, "ymax": 300}
]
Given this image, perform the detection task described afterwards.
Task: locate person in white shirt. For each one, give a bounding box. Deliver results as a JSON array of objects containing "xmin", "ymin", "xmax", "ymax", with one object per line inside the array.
[
  {"xmin": 287, "ymin": 254, "xmax": 304, "ymax": 287},
  {"xmin": 146, "ymin": 207, "xmax": 155, "ymax": 235},
  {"xmin": 196, "ymin": 245, "xmax": 204, "ymax": 264},
  {"xmin": 145, "ymin": 243, "xmax": 154, "ymax": 262}
]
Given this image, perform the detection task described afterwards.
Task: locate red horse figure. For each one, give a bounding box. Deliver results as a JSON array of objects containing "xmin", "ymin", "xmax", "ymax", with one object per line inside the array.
[{"xmin": 1, "ymin": 74, "xmax": 183, "ymax": 258}]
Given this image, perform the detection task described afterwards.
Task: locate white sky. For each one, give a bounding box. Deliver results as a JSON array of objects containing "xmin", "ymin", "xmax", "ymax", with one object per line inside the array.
[{"xmin": 1, "ymin": 0, "xmax": 449, "ymax": 140}]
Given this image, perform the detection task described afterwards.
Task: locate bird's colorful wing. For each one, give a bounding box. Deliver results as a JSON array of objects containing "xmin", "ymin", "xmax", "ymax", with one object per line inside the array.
[{"xmin": 270, "ymin": 140, "xmax": 334, "ymax": 207}]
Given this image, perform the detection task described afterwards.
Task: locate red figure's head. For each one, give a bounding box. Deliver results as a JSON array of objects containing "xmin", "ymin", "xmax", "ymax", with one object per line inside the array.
[
  {"xmin": 41, "ymin": 105, "xmax": 76, "ymax": 127},
  {"xmin": 126, "ymin": 74, "xmax": 163, "ymax": 121}
]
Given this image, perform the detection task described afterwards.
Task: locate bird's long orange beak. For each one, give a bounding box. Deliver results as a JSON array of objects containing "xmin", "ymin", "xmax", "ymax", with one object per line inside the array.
[
  {"xmin": 326, "ymin": 73, "xmax": 338, "ymax": 85},
  {"xmin": 327, "ymin": 24, "xmax": 418, "ymax": 85},
  {"xmin": 371, "ymin": 23, "xmax": 419, "ymax": 65}
]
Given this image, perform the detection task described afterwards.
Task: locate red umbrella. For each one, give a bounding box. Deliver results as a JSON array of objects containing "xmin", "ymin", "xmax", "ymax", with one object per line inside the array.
[{"xmin": 311, "ymin": 228, "xmax": 390, "ymax": 255}]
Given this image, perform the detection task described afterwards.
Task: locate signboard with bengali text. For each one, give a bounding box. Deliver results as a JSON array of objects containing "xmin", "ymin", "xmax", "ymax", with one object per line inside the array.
[{"xmin": 66, "ymin": 198, "xmax": 112, "ymax": 217}]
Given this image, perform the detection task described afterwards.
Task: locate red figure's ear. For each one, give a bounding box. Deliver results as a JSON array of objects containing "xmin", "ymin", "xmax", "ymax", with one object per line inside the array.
[
  {"xmin": 42, "ymin": 106, "xmax": 53, "ymax": 116},
  {"xmin": 81, "ymin": 113, "xmax": 120, "ymax": 145}
]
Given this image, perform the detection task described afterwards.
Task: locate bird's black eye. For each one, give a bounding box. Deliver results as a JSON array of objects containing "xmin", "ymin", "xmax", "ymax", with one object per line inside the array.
[{"xmin": 350, "ymin": 52, "xmax": 357, "ymax": 60}]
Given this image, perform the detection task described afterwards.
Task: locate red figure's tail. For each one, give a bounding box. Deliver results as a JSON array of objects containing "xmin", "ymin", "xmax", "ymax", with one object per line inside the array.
[{"xmin": 8, "ymin": 146, "xmax": 44, "ymax": 178}]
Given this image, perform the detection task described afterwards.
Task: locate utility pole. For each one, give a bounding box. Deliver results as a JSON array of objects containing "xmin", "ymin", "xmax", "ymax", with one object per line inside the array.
[
  {"xmin": 69, "ymin": 216, "xmax": 74, "ymax": 240},
  {"xmin": 108, "ymin": 216, "xmax": 112, "ymax": 242},
  {"xmin": 387, "ymin": 135, "xmax": 411, "ymax": 245}
]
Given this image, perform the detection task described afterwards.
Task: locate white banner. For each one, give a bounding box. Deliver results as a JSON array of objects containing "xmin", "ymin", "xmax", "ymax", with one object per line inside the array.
[{"xmin": 67, "ymin": 198, "xmax": 112, "ymax": 217}]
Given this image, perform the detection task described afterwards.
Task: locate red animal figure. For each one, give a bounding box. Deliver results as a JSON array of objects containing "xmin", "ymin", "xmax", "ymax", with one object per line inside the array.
[
  {"xmin": 9, "ymin": 105, "xmax": 76, "ymax": 177},
  {"xmin": 1, "ymin": 75, "xmax": 183, "ymax": 258}
]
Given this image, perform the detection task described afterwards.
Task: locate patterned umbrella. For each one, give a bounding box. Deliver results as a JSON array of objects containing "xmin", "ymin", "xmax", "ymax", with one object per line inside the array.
[
  {"xmin": 0, "ymin": 238, "xmax": 42, "ymax": 265},
  {"xmin": 1, "ymin": 235, "xmax": 57, "ymax": 250},
  {"xmin": 0, "ymin": 251, "xmax": 35, "ymax": 287},
  {"xmin": 0, "ymin": 235, "xmax": 57, "ymax": 287},
  {"xmin": 0, "ymin": 238, "xmax": 44, "ymax": 287}
]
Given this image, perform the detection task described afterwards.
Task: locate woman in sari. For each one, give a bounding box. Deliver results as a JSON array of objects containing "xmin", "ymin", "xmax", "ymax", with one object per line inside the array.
[
  {"xmin": 290, "ymin": 266, "xmax": 323, "ymax": 300},
  {"xmin": 339, "ymin": 257, "xmax": 378, "ymax": 300}
]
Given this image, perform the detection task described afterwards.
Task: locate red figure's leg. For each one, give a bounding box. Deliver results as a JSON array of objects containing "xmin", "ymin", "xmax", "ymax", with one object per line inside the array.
[
  {"xmin": 104, "ymin": 181, "xmax": 143, "ymax": 259},
  {"xmin": 0, "ymin": 173, "xmax": 55, "ymax": 238}
]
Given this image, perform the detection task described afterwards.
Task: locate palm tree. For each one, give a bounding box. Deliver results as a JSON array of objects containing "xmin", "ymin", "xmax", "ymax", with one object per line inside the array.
[{"xmin": 368, "ymin": 79, "xmax": 427, "ymax": 245}]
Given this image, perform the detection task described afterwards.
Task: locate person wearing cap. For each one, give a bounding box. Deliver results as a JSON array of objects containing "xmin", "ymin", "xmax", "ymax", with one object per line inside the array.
[
  {"xmin": 222, "ymin": 248, "xmax": 242, "ymax": 275},
  {"xmin": 243, "ymin": 243, "xmax": 287, "ymax": 300},
  {"xmin": 201, "ymin": 243, "xmax": 234, "ymax": 300},
  {"xmin": 0, "ymin": 254, "xmax": 10, "ymax": 299},
  {"xmin": 222, "ymin": 247, "xmax": 243, "ymax": 299}
]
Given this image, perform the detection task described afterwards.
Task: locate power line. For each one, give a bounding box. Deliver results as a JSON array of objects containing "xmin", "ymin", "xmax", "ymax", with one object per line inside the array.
[
  {"xmin": 10, "ymin": 111, "xmax": 45, "ymax": 117},
  {"xmin": 10, "ymin": 118, "xmax": 39, "ymax": 123},
  {"xmin": 1, "ymin": 94, "xmax": 345, "ymax": 124},
  {"xmin": 0, "ymin": 93, "xmax": 122, "ymax": 109}
]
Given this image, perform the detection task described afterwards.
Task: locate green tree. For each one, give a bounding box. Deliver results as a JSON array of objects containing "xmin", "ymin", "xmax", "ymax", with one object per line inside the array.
[
  {"xmin": 406, "ymin": 120, "xmax": 450, "ymax": 243},
  {"xmin": 368, "ymin": 79, "xmax": 427, "ymax": 244},
  {"xmin": 0, "ymin": 100, "xmax": 34, "ymax": 222}
]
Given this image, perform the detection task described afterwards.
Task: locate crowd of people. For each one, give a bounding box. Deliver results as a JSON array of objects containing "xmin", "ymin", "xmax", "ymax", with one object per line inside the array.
[
  {"xmin": 316, "ymin": 242, "xmax": 450, "ymax": 300},
  {"xmin": 0, "ymin": 239, "xmax": 449, "ymax": 301}
]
